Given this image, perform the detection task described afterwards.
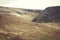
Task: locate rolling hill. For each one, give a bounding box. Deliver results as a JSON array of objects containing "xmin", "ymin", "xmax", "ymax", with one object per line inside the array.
[
  {"xmin": 0, "ymin": 6, "xmax": 60, "ymax": 40},
  {"xmin": 0, "ymin": 6, "xmax": 42, "ymax": 22}
]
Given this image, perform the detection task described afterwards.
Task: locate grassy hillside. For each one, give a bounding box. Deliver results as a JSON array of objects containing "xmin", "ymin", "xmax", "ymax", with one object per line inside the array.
[
  {"xmin": 0, "ymin": 6, "xmax": 40, "ymax": 21},
  {"xmin": 0, "ymin": 6, "xmax": 60, "ymax": 40}
]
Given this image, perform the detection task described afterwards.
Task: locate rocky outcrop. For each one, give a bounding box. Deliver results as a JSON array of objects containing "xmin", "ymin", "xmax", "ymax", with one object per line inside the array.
[{"xmin": 32, "ymin": 6, "xmax": 60, "ymax": 22}]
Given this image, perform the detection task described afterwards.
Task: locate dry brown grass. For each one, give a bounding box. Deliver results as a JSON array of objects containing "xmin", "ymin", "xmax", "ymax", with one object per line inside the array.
[
  {"xmin": 0, "ymin": 6, "xmax": 60, "ymax": 40},
  {"xmin": 0, "ymin": 14, "xmax": 60, "ymax": 40}
]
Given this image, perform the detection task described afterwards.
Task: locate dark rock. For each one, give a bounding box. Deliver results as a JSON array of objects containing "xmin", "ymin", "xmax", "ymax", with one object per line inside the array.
[{"xmin": 32, "ymin": 6, "xmax": 60, "ymax": 22}]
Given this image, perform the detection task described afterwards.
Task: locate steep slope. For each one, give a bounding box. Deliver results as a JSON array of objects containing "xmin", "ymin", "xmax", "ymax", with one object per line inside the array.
[{"xmin": 32, "ymin": 6, "xmax": 60, "ymax": 22}]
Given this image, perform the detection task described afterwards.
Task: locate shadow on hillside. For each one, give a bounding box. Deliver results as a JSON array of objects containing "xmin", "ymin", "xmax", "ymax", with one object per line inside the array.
[
  {"xmin": 32, "ymin": 6, "xmax": 60, "ymax": 23},
  {"xmin": 32, "ymin": 21, "xmax": 60, "ymax": 23}
]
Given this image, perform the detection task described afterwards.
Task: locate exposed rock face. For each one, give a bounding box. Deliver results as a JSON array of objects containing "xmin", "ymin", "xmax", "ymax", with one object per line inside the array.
[{"xmin": 32, "ymin": 6, "xmax": 60, "ymax": 22}]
